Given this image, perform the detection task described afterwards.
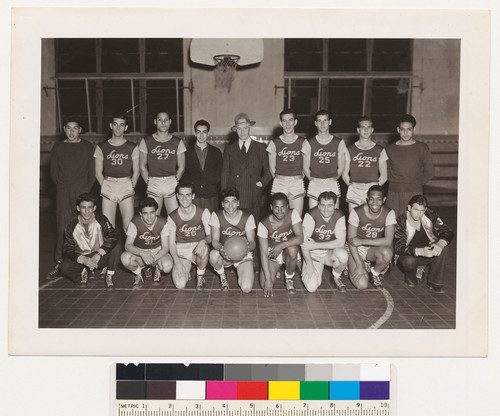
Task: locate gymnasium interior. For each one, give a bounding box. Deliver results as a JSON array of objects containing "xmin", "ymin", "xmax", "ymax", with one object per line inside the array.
[{"xmin": 38, "ymin": 38, "xmax": 458, "ymax": 329}]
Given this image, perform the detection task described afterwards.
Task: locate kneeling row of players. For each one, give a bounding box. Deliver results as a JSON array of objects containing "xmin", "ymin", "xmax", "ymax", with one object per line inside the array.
[{"xmin": 55, "ymin": 182, "xmax": 453, "ymax": 296}]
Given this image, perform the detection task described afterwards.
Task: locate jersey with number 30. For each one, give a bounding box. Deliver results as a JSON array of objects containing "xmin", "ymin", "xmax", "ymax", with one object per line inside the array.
[{"xmin": 98, "ymin": 140, "xmax": 136, "ymax": 178}]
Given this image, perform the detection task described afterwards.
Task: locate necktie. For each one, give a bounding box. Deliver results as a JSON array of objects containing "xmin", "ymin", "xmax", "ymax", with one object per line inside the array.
[{"xmin": 241, "ymin": 144, "xmax": 247, "ymax": 155}]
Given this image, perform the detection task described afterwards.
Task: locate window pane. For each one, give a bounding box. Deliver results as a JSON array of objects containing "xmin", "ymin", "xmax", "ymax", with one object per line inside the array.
[
  {"xmin": 56, "ymin": 39, "xmax": 96, "ymax": 73},
  {"xmin": 372, "ymin": 39, "xmax": 412, "ymax": 71},
  {"xmin": 146, "ymin": 80, "xmax": 183, "ymax": 132},
  {"xmin": 145, "ymin": 39, "xmax": 183, "ymax": 72},
  {"xmin": 57, "ymin": 80, "xmax": 97, "ymax": 133},
  {"xmin": 102, "ymin": 80, "xmax": 140, "ymax": 131},
  {"xmin": 288, "ymin": 79, "xmax": 319, "ymax": 131},
  {"xmin": 326, "ymin": 79, "xmax": 364, "ymax": 133},
  {"xmin": 101, "ymin": 39, "xmax": 140, "ymax": 72},
  {"xmin": 371, "ymin": 78, "xmax": 409, "ymax": 131},
  {"xmin": 285, "ymin": 39, "xmax": 323, "ymax": 71},
  {"xmin": 328, "ymin": 39, "xmax": 367, "ymax": 71}
]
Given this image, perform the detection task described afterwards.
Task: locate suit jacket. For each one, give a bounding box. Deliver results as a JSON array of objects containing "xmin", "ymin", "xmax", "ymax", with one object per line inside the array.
[
  {"xmin": 221, "ymin": 139, "xmax": 272, "ymax": 209},
  {"xmin": 183, "ymin": 143, "xmax": 222, "ymax": 198}
]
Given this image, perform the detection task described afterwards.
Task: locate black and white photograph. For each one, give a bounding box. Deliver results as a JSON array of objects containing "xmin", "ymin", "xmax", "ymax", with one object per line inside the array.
[
  {"xmin": 8, "ymin": 8, "xmax": 488, "ymax": 358},
  {"xmin": 37, "ymin": 36, "xmax": 459, "ymax": 331}
]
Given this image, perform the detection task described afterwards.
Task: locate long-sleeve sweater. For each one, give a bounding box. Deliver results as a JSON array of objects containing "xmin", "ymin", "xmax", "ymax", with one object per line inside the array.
[
  {"xmin": 385, "ymin": 141, "xmax": 434, "ymax": 193},
  {"xmin": 50, "ymin": 139, "xmax": 96, "ymax": 189}
]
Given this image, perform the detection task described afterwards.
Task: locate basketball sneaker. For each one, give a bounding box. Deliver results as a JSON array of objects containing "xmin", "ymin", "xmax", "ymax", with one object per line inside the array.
[
  {"xmin": 152, "ymin": 266, "xmax": 161, "ymax": 286},
  {"xmin": 220, "ymin": 274, "xmax": 229, "ymax": 292},
  {"xmin": 133, "ymin": 273, "xmax": 144, "ymax": 289},
  {"xmin": 45, "ymin": 263, "xmax": 61, "ymax": 280},
  {"xmin": 285, "ymin": 278, "xmax": 296, "ymax": 294},
  {"xmin": 142, "ymin": 266, "xmax": 154, "ymax": 282},
  {"xmin": 80, "ymin": 268, "xmax": 88, "ymax": 287},
  {"xmin": 416, "ymin": 265, "xmax": 425, "ymax": 281},
  {"xmin": 196, "ymin": 275, "xmax": 205, "ymax": 291},
  {"xmin": 100, "ymin": 267, "xmax": 107, "ymax": 279},
  {"xmin": 105, "ymin": 272, "xmax": 115, "ymax": 291},
  {"xmin": 334, "ymin": 274, "xmax": 347, "ymax": 293},
  {"xmin": 369, "ymin": 272, "xmax": 383, "ymax": 290}
]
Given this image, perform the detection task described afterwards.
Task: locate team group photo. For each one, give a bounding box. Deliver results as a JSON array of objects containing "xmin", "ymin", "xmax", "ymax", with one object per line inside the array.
[{"xmin": 37, "ymin": 37, "xmax": 459, "ymax": 330}]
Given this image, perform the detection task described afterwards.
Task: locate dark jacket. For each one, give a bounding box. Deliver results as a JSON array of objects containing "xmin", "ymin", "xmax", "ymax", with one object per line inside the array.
[
  {"xmin": 183, "ymin": 143, "xmax": 222, "ymax": 198},
  {"xmin": 62, "ymin": 213, "xmax": 118, "ymax": 261},
  {"xmin": 394, "ymin": 208, "xmax": 454, "ymax": 256},
  {"xmin": 221, "ymin": 139, "xmax": 272, "ymax": 209}
]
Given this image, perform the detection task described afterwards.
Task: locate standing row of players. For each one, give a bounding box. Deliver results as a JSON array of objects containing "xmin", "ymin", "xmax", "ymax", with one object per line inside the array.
[{"xmin": 48, "ymin": 108, "xmax": 452, "ymax": 293}]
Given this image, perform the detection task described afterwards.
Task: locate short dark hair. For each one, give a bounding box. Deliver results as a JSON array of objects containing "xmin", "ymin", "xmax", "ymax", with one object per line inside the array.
[
  {"xmin": 139, "ymin": 197, "xmax": 159, "ymax": 212},
  {"xmin": 318, "ymin": 191, "xmax": 338, "ymax": 204},
  {"xmin": 112, "ymin": 114, "xmax": 127, "ymax": 124},
  {"xmin": 63, "ymin": 118, "xmax": 81, "ymax": 128},
  {"xmin": 221, "ymin": 187, "xmax": 239, "ymax": 201},
  {"xmin": 194, "ymin": 119, "xmax": 210, "ymax": 132},
  {"xmin": 155, "ymin": 111, "xmax": 170, "ymax": 120},
  {"xmin": 75, "ymin": 193, "xmax": 97, "ymax": 207},
  {"xmin": 358, "ymin": 116, "xmax": 373, "ymax": 127},
  {"xmin": 398, "ymin": 114, "xmax": 417, "ymax": 128},
  {"xmin": 408, "ymin": 194, "xmax": 428, "ymax": 208},
  {"xmin": 176, "ymin": 181, "xmax": 195, "ymax": 194},
  {"xmin": 271, "ymin": 192, "xmax": 289, "ymax": 206},
  {"xmin": 279, "ymin": 108, "xmax": 297, "ymax": 120},
  {"xmin": 315, "ymin": 109, "xmax": 331, "ymax": 120},
  {"xmin": 367, "ymin": 185, "xmax": 386, "ymax": 198}
]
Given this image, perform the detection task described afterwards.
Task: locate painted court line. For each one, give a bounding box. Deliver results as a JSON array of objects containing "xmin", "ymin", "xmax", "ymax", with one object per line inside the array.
[{"xmin": 369, "ymin": 288, "xmax": 394, "ymax": 329}]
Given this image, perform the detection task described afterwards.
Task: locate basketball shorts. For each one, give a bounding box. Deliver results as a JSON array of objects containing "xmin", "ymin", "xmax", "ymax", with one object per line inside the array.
[
  {"xmin": 271, "ymin": 175, "xmax": 305, "ymax": 200},
  {"xmin": 147, "ymin": 176, "xmax": 178, "ymax": 199},
  {"xmin": 222, "ymin": 251, "xmax": 253, "ymax": 269},
  {"xmin": 176, "ymin": 241, "xmax": 200, "ymax": 263},
  {"xmin": 310, "ymin": 248, "xmax": 332, "ymax": 264},
  {"xmin": 346, "ymin": 182, "xmax": 378, "ymax": 206},
  {"xmin": 307, "ymin": 177, "xmax": 341, "ymax": 200},
  {"xmin": 101, "ymin": 177, "xmax": 134, "ymax": 203}
]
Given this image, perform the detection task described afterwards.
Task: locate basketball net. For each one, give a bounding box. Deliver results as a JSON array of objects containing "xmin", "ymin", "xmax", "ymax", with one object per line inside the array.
[{"xmin": 214, "ymin": 54, "xmax": 240, "ymax": 92}]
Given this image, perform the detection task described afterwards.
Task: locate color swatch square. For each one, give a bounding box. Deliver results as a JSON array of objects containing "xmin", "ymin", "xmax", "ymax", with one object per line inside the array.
[
  {"xmin": 237, "ymin": 381, "xmax": 268, "ymax": 400},
  {"xmin": 300, "ymin": 381, "xmax": 329, "ymax": 400},
  {"xmin": 176, "ymin": 381, "xmax": 206, "ymax": 399},
  {"xmin": 116, "ymin": 380, "xmax": 146, "ymax": 399},
  {"xmin": 268, "ymin": 381, "xmax": 300, "ymax": 400},
  {"xmin": 360, "ymin": 381, "xmax": 390, "ymax": 400},
  {"xmin": 206, "ymin": 381, "xmax": 237, "ymax": 400},
  {"xmin": 329, "ymin": 381, "xmax": 360, "ymax": 400},
  {"xmin": 146, "ymin": 380, "xmax": 176, "ymax": 399}
]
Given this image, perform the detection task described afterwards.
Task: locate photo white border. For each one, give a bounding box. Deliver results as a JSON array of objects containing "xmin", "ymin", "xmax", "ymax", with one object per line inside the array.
[{"xmin": 8, "ymin": 7, "xmax": 489, "ymax": 357}]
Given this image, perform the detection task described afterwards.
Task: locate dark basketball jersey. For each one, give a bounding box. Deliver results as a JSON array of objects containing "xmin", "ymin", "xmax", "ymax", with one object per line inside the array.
[
  {"xmin": 274, "ymin": 136, "xmax": 305, "ymax": 176},
  {"xmin": 348, "ymin": 143, "xmax": 383, "ymax": 183},
  {"xmin": 169, "ymin": 206, "xmax": 206, "ymax": 244},
  {"xmin": 131, "ymin": 215, "xmax": 167, "ymax": 249},
  {"xmin": 308, "ymin": 206, "xmax": 345, "ymax": 242},
  {"xmin": 99, "ymin": 140, "xmax": 136, "ymax": 178},
  {"xmin": 354, "ymin": 205, "xmax": 391, "ymax": 239},
  {"xmin": 143, "ymin": 135, "xmax": 181, "ymax": 177},
  {"xmin": 217, "ymin": 210, "xmax": 250, "ymax": 244},
  {"xmin": 309, "ymin": 136, "xmax": 341, "ymax": 179},
  {"xmin": 261, "ymin": 209, "xmax": 295, "ymax": 244}
]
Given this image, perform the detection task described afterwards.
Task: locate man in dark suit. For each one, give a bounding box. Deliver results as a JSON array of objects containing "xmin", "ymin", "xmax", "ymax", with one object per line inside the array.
[
  {"xmin": 221, "ymin": 113, "xmax": 273, "ymax": 223},
  {"xmin": 182, "ymin": 120, "xmax": 222, "ymax": 212}
]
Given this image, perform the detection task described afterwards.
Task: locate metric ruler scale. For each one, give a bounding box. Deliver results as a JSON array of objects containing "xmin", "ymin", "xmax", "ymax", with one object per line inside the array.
[{"xmin": 116, "ymin": 400, "xmax": 391, "ymax": 416}]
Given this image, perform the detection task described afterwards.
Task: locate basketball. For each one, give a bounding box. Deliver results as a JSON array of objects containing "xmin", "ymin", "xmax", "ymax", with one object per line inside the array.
[{"xmin": 223, "ymin": 236, "xmax": 248, "ymax": 262}]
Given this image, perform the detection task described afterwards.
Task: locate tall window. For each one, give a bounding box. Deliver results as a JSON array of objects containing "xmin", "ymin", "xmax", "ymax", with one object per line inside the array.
[
  {"xmin": 284, "ymin": 39, "xmax": 413, "ymax": 133},
  {"xmin": 54, "ymin": 38, "xmax": 184, "ymax": 134}
]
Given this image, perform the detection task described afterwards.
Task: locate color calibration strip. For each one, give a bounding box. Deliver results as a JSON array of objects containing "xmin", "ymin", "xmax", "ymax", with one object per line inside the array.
[{"xmin": 116, "ymin": 364, "xmax": 390, "ymax": 401}]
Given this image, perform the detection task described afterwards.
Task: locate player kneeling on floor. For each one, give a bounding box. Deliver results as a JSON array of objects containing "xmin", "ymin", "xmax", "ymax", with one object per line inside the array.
[
  {"xmin": 346, "ymin": 185, "xmax": 396, "ymax": 290},
  {"xmin": 121, "ymin": 197, "xmax": 173, "ymax": 288},
  {"xmin": 209, "ymin": 188, "xmax": 256, "ymax": 293},
  {"xmin": 393, "ymin": 194, "xmax": 454, "ymax": 293},
  {"xmin": 258, "ymin": 193, "xmax": 304, "ymax": 297},
  {"xmin": 59, "ymin": 193, "xmax": 120, "ymax": 290},
  {"xmin": 167, "ymin": 182, "xmax": 211, "ymax": 290},
  {"xmin": 301, "ymin": 191, "xmax": 348, "ymax": 293}
]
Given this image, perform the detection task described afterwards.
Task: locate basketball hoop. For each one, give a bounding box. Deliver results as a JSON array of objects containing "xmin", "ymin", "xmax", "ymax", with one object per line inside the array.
[{"xmin": 214, "ymin": 54, "xmax": 240, "ymax": 92}]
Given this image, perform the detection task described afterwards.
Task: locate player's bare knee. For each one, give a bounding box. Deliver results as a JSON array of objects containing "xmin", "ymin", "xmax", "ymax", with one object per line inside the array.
[
  {"xmin": 159, "ymin": 256, "xmax": 173, "ymax": 274},
  {"xmin": 332, "ymin": 248, "xmax": 348, "ymax": 267},
  {"xmin": 120, "ymin": 252, "xmax": 133, "ymax": 267},
  {"xmin": 209, "ymin": 249, "xmax": 220, "ymax": 265},
  {"xmin": 379, "ymin": 246, "xmax": 393, "ymax": 265},
  {"xmin": 173, "ymin": 276, "xmax": 187, "ymax": 290}
]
